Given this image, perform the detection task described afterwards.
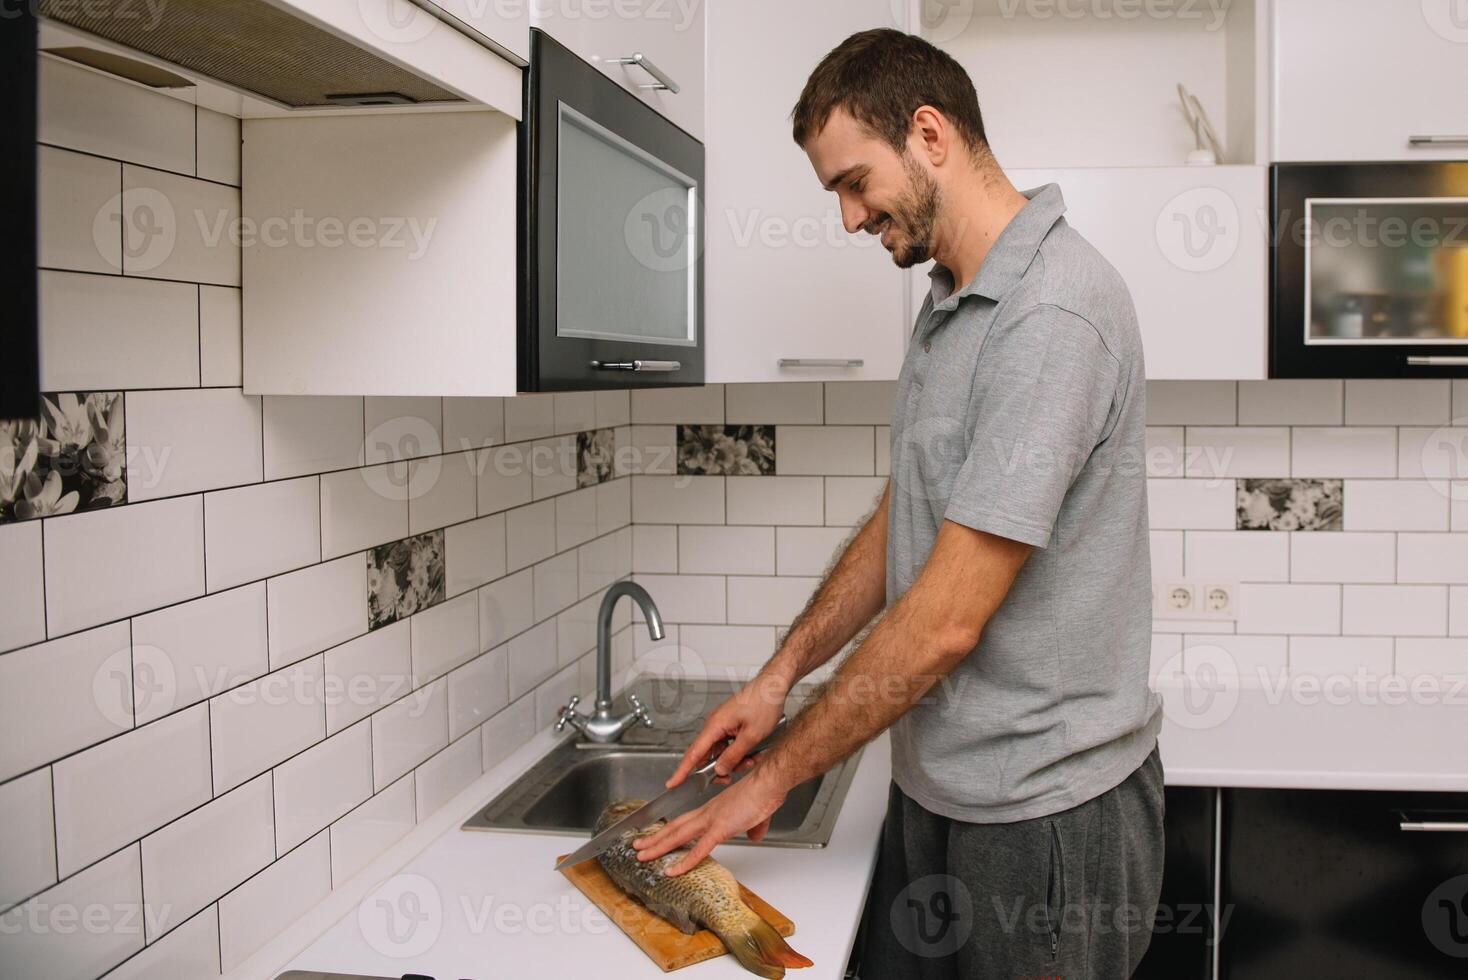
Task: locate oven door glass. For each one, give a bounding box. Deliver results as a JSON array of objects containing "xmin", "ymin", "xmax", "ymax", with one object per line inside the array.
[
  {"xmin": 556, "ymin": 103, "xmax": 698, "ymax": 347},
  {"xmin": 1305, "ymin": 198, "xmax": 1468, "ymax": 346}
]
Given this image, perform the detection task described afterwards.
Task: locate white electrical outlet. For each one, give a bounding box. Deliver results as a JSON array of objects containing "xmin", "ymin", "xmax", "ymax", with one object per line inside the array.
[{"xmin": 1153, "ymin": 581, "xmax": 1238, "ymax": 621}]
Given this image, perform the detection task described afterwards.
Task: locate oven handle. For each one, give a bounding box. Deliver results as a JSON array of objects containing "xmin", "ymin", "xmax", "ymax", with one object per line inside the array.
[
  {"xmin": 1406, "ymin": 356, "xmax": 1468, "ymax": 367},
  {"xmin": 1408, "ymin": 135, "xmax": 1468, "ymax": 147},
  {"xmin": 609, "ymin": 53, "xmax": 680, "ymax": 94},
  {"xmin": 590, "ymin": 359, "xmax": 682, "ymax": 372},
  {"xmin": 778, "ymin": 358, "xmax": 865, "ymax": 368}
]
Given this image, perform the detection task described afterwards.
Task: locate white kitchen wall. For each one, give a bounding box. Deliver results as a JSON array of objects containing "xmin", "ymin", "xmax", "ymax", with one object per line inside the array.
[{"xmin": 0, "ymin": 63, "xmax": 633, "ymax": 978}]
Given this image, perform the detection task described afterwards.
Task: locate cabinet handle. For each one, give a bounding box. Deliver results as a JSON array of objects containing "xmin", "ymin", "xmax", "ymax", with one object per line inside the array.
[
  {"xmin": 590, "ymin": 359, "xmax": 681, "ymax": 372},
  {"xmin": 1398, "ymin": 811, "xmax": 1468, "ymax": 832},
  {"xmin": 1408, "ymin": 135, "xmax": 1468, "ymax": 147},
  {"xmin": 778, "ymin": 358, "xmax": 864, "ymax": 368},
  {"xmin": 609, "ymin": 53, "xmax": 680, "ymax": 94},
  {"xmin": 1406, "ymin": 356, "xmax": 1468, "ymax": 367}
]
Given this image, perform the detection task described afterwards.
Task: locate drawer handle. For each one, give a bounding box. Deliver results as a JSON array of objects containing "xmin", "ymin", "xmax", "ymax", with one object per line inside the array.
[
  {"xmin": 590, "ymin": 359, "xmax": 681, "ymax": 372},
  {"xmin": 1408, "ymin": 135, "xmax": 1468, "ymax": 147},
  {"xmin": 1399, "ymin": 818, "xmax": 1468, "ymax": 833},
  {"xmin": 609, "ymin": 53, "xmax": 680, "ymax": 94},
  {"xmin": 778, "ymin": 358, "xmax": 864, "ymax": 368},
  {"xmin": 1406, "ymin": 356, "xmax": 1468, "ymax": 367}
]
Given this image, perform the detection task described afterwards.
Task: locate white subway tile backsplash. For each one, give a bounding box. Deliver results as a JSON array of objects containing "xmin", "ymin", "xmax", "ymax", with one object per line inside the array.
[
  {"xmin": 40, "ymin": 272, "xmax": 199, "ymax": 390},
  {"xmin": 726, "ymin": 383, "xmax": 823, "ymax": 424},
  {"xmin": 680, "ymin": 525, "xmax": 775, "ymax": 575},
  {"xmin": 534, "ymin": 550, "xmax": 581, "ymax": 623},
  {"xmin": 504, "ymin": 393, "xmax": 556, "ymax": 442},
  {"xmin": 595, "ymin": 390, "xmax": 631, "ymax": 429},
  {"xmin": 217, "ymin": 831, "xmax": 330, "ymax": 971},
  {"xmin": 1290, "ymin": 636, "xmax": 1394, "ymax": 678},
  {"xmin": 1184, "ymin": 634, "xmax": 1287, "ymax": 680},
  {"xmin": 633, "ymin": 476, "xmax": 726, "ymax": 524},
  {"xmin": 826, "ymin": 381, "xmax": 897, "ymax": 424},
  {"xmin": 1343, "ymin": 480, "xmax": 1451, "ymax": 531},
  {"xmin": 623, "ymin": 425, "xmax": 677, "ymax": 475},
  {"xmin": 448, "ymin": 645, "xmax": 510, "ymax": 740},
  {"xmin": 210, "ymin": 656, "xmax": 326, "ymax": 794},
  {"xmin": 443, "ymin": 397, "xmax": 504, "ymax": 454},
  {"xmin": 266, "ymin": 555, "xmax": 367, "ymax": 670},
  {"xmin": 45, "ymin": 496, "xmax": 205, "ymax": 634},
  {"xmin": 505, "ymin": 498, "xmax": 557, "ymax": 572},
  {"xmin": 125, "ymin": 389, "xmax": 262, "ymax": 501},
  {"xmin": 876, "ymin": 427, "xmax": 891, "ymax": 477},
  {"xmin": 1343, "ymin": 586, "xmax": 1448, "ymax": 637},
  {"xmin": 1290, "ymin": 532, "xmax": 1396, "ymax": 584},
  {"xmin": 679, "ymin": 624, "xmax": 779, "ymax": 670},
  {"xmin": 507, "ymin": 619, "xmax": 560, "ymax": 700},
  {"xmin": 631, "ymin": 384, "xmax": 724, "ymax": 423},
  {"xmin": 578, "ymin": 528, "xmax": 631, "ymax": 598},
  {"xmin": 0, "ymin": 521, "xmax": 45, "ymax": 652},
  {"xmin": 272, "ymin": 720, "xmax": 372, "ymax": 854},
  {"xmin": 0, "ymin": 769, "xmax": 56, "ymax": 911},
  {"xmin": 825, "ymin": 477, "xmax": 887, "ymax": 526},
  {"xmin": 39, "ymin": 58, "xmax": 194, "ymax": 173},
  {"xmin": 1147, "ymin": 479, "xmax": 1237, "ymax": 530},
  {"xmin": 52, "ymin": 703, "xmax": 212, "ymax": 878},
  {"xmin": 478, "ymin": 444, "xmax": 534, "ymax": 515},
  {"xmin": 631, "ymin": 574, "xmax": 726, "ymax": 624},
  {"xmin": 323, "ymin": 621, "xmax": 412, "ymax": 735},
  {"xmin": 329, "ymin": 776, "xmax": 414, "ymax": 886},
  {"xmin": 556, "ymin": 594, "xmax": 601, "ymax": 667},
  {"xmin": 102, "ymin": 905, "xmax": 220, "ymax": 980},
  {"xmin": 556, "ymin": 485, "xmax": 599, "ymax": 552},
  {"xmin": 1149, "ymin": 530, "xmax": 1184, "ymax": 582},
  {"xmin": 0, "ymin": 623, "xmax": 132, "ymax": 783},
  {"xmin": 262, "ymin": 396, "xmax": 363, "ymax": 480},
  {"xmin": 1454, "ymin": 485, "xmax": 1467, "ymax": 532},
  {"xmin": 414, "ymin": 731, "xmax": 482, "ymax": 820},
  {"xmin": 133, "ymin": 582, "xmax": 268, "ymax": 724},
  {"xmin": 535, "ymin": 661, "xmax": 584, "ymax": 730},
  {"xmin": 411, "ymin": 593, "xmax": 480, "ymax": 686},
  {"xmin": 196, "ymin": 107, "xmax": 239, "ymax": 185},
  {"xmin": 1453, "ymin": 588, "xmax": 1468, "ymax": 636},
  {"xmin": 1395, "ymin": 638, "xmax": 1468, "ymax": 679},
  {"xmin": 1401, "ymin": 426, "xmax": 1468, "ymax": 480},
  {"xmin": 1344, "ymin": 380, "xmax": 1452, "ymax": 426},
  {"xmin": 204, "ymin": 477, "xmax": 318, "ymax": 592},
  {"xmin": 1397, "ymin": 533, "xmax": 1468, "ymax": 584},
  {"xmin": 363, "ymin": 397, "xmax": 443, "ymax": 463},
  {"xmin": 1147, "ymin": 381, "xmax": 1236, "ymax": 425},
  {"xmin": 481, "ymin": 696, "xmax": 537, "ymax": 772},
  {"xmin": 632, "ymin": 525, "xmax": 678, "ymax": 572},
  {"xmin": 320, "ymin": 466, "xmax": 409, "ymax": 560},
  {"xmin": 0, "ymin": 844, "xmax": 143, "ymax": 980},
  {"xmin": 596, "ymin": 478, "xmax": 631, "ymax": 536},
  {"xmin": 1237, "ymin": 380, "xmax": 1343, "ymax": 425},
  {"xmin": 1292, "ymin": 428, "xmax": 1397, "ymax": 478},
  {"xmin": 371, "ymin": 678, "xmax": 448, "ymax": 790},
  {"xmin": 199, "ymin": 286, "xmax": 242, "ymax": 387},
  {"xmin": 445, "ymin": 513, "xmax": 507, "ymax": 597},
  {"xmin": 1145, "ymin": 427, "xmax": 1185, "ymax": 478},
  {"xmin": 726, "ymin": 476, "xmax": 822, "ymax": 526},
  {"xmin": 479, "ymin": 569, "xmax": 535, "ymax": 650},
  {"xmin": 777, "ymin": 426, "xmax": 875, "ymax": 476},
  {"xmin": 1183, "ymin": 428, "xmax": 1290, "ymax": 479},
  {"xmin": 1236, "ymin": 584, "xmax": 1341, "ymax": 635},
  {"xmin": 728, "ymin": 576, "xmax": 817, "ymax": 627},
  {"xmin": 408, "ymin": 451, "xmax": 477, "ymax": 536},
  {"xmin": 553, "ymin": 391, "xmax": 596, "ymax": 435},
  {"xmin": 38, "ymin": 145, "xmax": 120, "ymax": 274},
  {"xmin": 121, "ymin": 165, "xmax": 240, "ymax": 285},
  {"xmin": 139, "ymin": 773, "xmax": 274, "ymax": 940},
  {"xmin": 1184, "ymin": 531, "xmax": 1289, "ymax": 582},
  {"xmin": 530, "ymin": 435, "xmax": 578, "ymax": 500}
]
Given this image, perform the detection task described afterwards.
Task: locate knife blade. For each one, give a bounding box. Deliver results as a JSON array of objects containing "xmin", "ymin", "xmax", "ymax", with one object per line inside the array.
[{"xmin": 553, "ymin": 715, "xmax": 787, "ymax": 871}]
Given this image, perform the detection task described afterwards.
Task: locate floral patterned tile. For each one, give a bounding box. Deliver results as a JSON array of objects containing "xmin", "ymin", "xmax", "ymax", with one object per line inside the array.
[
  {"xmin": 577, "ymin": 428, "xmax": 616, "ymax": 488},
  {"xmin": 676, "ymin": 425, "xmax": 775, "ymax": 476},
  {"xmin": 367, "ymin": 529, "xmax": 446, "ymax": 630},
  {"xmin": 1236, "ymin": 478, "xmax": 1343, "ymax": 531},
  {"xmin": 1, "ymin": 392, "xmax": 126, "ymax": 524}
]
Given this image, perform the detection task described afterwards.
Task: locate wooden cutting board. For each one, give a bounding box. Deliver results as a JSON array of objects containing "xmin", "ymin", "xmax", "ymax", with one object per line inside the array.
[{"xmin": 557, "ymin": 854, "xmax": 798, "ymax": 972}]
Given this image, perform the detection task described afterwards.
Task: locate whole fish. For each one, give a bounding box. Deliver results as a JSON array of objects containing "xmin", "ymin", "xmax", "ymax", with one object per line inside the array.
[{"xmin": 592, "ymin": 799, "xmax": 814, "ymax": 979}]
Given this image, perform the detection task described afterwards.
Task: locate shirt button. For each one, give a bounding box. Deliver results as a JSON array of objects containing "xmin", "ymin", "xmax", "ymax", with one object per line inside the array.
[{"xmin": 922, "ymin": 342, "xmax": 931, "ymax": 353}]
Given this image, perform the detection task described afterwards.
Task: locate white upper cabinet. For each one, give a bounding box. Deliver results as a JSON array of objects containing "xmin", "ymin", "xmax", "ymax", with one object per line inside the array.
[
  {"xmin": 531, "ymin": 0, "xmax": 705, "ymax": 139},
  {"xmin": 1273, "ymin": 0, "xmax": 1468, "ymax": 162},
  {"xmin": 418, "ymin": 0, "xmax": 531, "ymax": 64},
  {"xmin": 704, "ymin": 0, "xmax": 910, "ymax": 384}
]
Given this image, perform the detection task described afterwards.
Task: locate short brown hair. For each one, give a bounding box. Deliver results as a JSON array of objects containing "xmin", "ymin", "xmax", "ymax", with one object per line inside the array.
[{"xmin": 791, "ymin": 29, "xmax": 987, "ymax": 155}]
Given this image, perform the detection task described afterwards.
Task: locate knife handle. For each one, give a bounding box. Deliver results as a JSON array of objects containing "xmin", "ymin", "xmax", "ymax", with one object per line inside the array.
[{"xmin": 698, "ymin": 714, "xmax": 787, "ymax": 775}]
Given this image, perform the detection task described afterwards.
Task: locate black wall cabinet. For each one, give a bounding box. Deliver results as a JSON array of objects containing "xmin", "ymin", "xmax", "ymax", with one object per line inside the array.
[{"xmin": 2, "ymin": 6, "xmax": 39, "ymax": 420}]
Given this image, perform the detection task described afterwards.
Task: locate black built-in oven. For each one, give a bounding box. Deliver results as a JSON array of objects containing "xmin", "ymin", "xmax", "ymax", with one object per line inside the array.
[
  {"xmin": 518, "ymin": 28, "xmax": 704, "ymax": 392},
  {"xmin": 1272, "ymin": 162, "xmax": 1468, "ymax": 378}
]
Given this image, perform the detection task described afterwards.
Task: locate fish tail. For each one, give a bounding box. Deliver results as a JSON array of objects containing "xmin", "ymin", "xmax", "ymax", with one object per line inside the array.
[{"xmin": 713, "ymin": 911, "xmax": 814, "ymax": 979}]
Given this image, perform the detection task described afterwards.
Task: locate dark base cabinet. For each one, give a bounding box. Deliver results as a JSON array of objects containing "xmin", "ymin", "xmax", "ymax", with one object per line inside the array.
[
  {"xmin": 1135, "ymin": 787, "xmax": 1219, "ymax": 980},
  {"xmin": 1221, "ymin": 789, "xmax": 1468, "ymax": 980}
]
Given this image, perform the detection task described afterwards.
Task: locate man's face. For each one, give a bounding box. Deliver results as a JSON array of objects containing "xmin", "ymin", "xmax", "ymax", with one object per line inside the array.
[{"xmin": 803, "ymin": 108, "xmax": 941, "ymax": 268}]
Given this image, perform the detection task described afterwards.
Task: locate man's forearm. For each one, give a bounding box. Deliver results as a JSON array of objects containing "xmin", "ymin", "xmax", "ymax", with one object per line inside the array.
[{"xmin": 758, "ymin": 484, "xmax": 889, "ymax": 692}]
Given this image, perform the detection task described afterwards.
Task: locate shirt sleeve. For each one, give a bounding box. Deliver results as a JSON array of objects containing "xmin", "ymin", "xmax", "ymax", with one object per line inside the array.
[{"xmin": 942, "ymin": 304, "xmax": 1121, "ymax": 549}]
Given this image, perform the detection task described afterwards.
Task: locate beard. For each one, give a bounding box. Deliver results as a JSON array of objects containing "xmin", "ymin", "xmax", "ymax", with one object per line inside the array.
[{"xmin": 864, "ymin": 154, "xmax": 941, "ymax": 268}]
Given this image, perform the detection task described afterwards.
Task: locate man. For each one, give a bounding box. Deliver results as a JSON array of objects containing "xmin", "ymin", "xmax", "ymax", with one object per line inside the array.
[{"xmin": 632, "ymin": 28, "xmax": 1165, "ymax": 978}]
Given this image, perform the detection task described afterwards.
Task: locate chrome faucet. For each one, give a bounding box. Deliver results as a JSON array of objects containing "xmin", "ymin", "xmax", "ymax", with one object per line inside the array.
[{"xmin": 555, "ymin": 581, "xmax": 665, "ymax": 743}]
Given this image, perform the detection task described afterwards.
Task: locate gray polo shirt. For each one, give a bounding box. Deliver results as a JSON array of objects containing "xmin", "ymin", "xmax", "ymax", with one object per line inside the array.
[{"xmin": 886, "ymin": 182, "xmax": 1162, "ymax": 824}]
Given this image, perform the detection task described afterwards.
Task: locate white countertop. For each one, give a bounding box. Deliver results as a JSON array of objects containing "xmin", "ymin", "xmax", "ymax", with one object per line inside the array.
[{"xmin": 237, "ymin": 677, "xmax": 1468, "ymax": 980}]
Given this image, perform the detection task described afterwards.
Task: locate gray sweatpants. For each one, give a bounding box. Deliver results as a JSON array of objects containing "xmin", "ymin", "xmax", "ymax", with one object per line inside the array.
[{"xmin": 855, "ymin": 745, "xmax": 1165, "ymax": 979}]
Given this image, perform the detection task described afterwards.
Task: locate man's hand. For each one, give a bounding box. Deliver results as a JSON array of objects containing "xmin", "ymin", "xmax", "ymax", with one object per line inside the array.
[
  {"xmin": 665, "ymin": 672, "xmax": 790, "ymax": 788},
  {"xmin": 632, "ymin": 767, "xmax": 788, "ymax": 876}
]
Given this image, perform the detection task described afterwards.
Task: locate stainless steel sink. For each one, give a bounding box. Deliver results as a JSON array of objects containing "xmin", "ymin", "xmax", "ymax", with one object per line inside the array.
[{"xmin": 461, "ymin": 677, "xmax": 863, "ymax": 848}]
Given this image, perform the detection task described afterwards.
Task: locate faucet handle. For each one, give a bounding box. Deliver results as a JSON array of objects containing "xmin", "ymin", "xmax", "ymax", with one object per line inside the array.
[
  {"xmin": 555, "ymin": 695, "xmax": 582, "ymax": 732},
  {"xmin": 628, "ymin": 693, "xmax": 655, "ymax": 728}
]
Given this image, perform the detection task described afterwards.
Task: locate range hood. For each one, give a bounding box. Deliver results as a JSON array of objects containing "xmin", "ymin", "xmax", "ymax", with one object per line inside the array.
[{"xmin": 36, "ymin": 0, "xmax": 523, "ymax": 118}]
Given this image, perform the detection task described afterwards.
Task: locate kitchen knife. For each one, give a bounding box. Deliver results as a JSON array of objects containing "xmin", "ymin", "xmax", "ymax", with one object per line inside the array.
[{"xmin": 553, "ymin": 715, "xmax": 787, "ymax": 871}]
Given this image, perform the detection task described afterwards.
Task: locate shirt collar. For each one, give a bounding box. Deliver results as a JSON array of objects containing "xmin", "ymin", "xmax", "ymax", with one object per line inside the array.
[{"xmin": 928, "ymin": 182, "xmax": 1067, "ymax": 310}]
